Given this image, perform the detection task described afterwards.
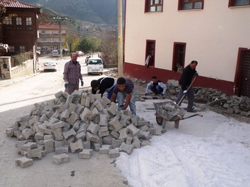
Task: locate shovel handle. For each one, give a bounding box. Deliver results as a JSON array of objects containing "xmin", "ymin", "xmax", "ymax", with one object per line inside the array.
[{"xmin": 177, "ymin": 76, "xmax": 197, "ymax": 106}]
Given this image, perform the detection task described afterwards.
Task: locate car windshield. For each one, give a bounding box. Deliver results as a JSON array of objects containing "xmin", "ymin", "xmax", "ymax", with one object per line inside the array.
[{"xmin": 88, "ymin": 59, "xmax": 102, "ymax": 65}]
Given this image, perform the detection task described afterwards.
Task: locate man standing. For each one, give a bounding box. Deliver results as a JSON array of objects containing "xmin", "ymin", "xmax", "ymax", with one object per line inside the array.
[
  {"xmin": 63, "ymin": 53, "xmax": 84, "ymax": 94},
  {"xmin": 110, "ymin": 77, "xmax": 136, "ymax": 115},
  {"xmin": 176, "ymin": 60, "xmax": 199, "ymax": 112},
  {"xmin": 145, "ymin": 76, "xmax": 167, "ymax": 96},
  {"xmin": 91, "ymin": 77, "xmax": 116, "ymax": 99}
]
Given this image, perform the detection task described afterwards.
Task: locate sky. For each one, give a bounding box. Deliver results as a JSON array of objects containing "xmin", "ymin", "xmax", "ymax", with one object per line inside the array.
[{"xmin": 116, "ymin": 99, "xmax": 250, "ymax": 187}]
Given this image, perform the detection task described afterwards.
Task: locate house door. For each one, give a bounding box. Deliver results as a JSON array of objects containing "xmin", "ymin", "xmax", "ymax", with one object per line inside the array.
[
  {"xmin": 172, "ymin": 42, "xmax": 186, "ymax": 73},
  {"xmin": 145, "ymin": 40, "xmax": 155, "ymax": 67},
  {"xmin": 240, "ymin": 50, "xmax": 250, "ymax": 97},
  {"xmin": 235, "ymin": 48, "xmax": 250, "ymax": 97}
]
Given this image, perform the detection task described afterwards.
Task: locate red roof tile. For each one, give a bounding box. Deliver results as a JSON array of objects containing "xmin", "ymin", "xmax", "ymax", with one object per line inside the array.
[{"xmin": 0, "ymin": 0, "xmax": 40, "ymax": 9}]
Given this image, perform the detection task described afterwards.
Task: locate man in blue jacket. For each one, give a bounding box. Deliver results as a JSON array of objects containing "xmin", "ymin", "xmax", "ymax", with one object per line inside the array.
[{"xmin": 145, "ymin": 76, "xmax": 167, "ymax": 96}]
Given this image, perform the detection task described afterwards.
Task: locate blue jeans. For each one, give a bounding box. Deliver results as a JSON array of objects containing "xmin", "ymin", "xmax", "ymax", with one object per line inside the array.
[
  {"xmin": 149, "ymin": 85, "xmax": 163, "ymax": 95},
  {"xmin": 117, "ymin": 90, "xmax": 136, "ymax": 115}
]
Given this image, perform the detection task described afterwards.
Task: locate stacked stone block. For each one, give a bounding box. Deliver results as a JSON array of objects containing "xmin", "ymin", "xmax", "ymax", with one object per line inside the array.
[{"xmin": 6, "ymin": 89, "xmax": 159, "ymax": 168}]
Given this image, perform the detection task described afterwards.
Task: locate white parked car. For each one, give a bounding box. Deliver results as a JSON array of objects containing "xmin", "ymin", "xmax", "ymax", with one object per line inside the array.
[
  {"xmin": 52, "ymin": 50, "xmax": 59, "ymax": 57},
  {"xmin": 87, "ymin": 57, "xmax": 103, "ymax": 75},
  {"xmin": 43, "ymin": 61, "xmax": 57, "ymax": 72}
]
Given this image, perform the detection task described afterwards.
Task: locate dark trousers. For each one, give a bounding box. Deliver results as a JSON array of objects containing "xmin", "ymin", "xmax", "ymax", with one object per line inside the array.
[
  {"xmin": 65, "ymin": 83, "xmax": 79, "ymax": 95},
  {"xmin": 149, "ymin": 85, "xmax": 163, "ymax": 95},
  {"xmin": 176, "ymin": 86, "xmax": 194, "ymax": 110}
]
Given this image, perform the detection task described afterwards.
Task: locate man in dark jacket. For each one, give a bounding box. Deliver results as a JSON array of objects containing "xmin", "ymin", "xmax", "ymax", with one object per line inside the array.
[
  {"xmin": 91, "ymin": 77, "xmax": 116, "ymax": 99},
  {"xmin": 176, "ymin": 60, "xmax": 198, "ymax": 112}
]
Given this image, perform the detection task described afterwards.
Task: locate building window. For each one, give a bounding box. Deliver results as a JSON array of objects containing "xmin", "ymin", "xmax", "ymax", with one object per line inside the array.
[
  {"xmin": 229, "ymin": 0, "xmax": 250, "ymax": 6},
  {"xmin": 20, "ymin": 46, "xmax": 25, "ymax": 53},
  {"xmin": 178, "ymin": 0, "xmax": 204, "ymax": 10},
  {"xmin": 41, "ymin": 38, "xmax": 47, "ymax": 42},
  {"xmin": 145, "ymin": 40, "xmax": 155, "ymax": 67},
  {"xmin": 9, "ymin": 46, "xmax": 15, "ymax": 52},
  {"xmin": 26, "ymin": 17, "xmax": 32, "ymax": 30},
  {"xmin": 41, "ymin": 30, "xmax": 45, "ymax": 33},
  {"xmin": 16, "ymin": 17, "xmax": 22, "ymax": 30},
  {"xmin": 172, "ymin": 42, "xmax": 186, "ymax": 73},
  {"xmin": 145, "ymin": 0, "xmax": 163, "ymax": 12},
  {"xmin": 5, "ymin": 17, "xmax": 12, "ymax": 29}
]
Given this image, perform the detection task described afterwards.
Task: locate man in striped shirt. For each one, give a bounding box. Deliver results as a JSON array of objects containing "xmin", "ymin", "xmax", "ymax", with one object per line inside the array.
[{"xmin": 63, "ymin": 53, "xmax": 83, "ymax": 94}]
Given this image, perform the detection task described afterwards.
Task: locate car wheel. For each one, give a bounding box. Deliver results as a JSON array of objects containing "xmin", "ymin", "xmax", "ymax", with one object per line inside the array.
[{"xmin": 100, "ymin": 72, "xmax": 103, "ymax": 75}]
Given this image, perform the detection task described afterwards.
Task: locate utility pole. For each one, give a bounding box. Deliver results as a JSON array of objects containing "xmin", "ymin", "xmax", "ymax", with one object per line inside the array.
[
  {"xmin": 53, "ymin": 16, "xmax": 67, "ymax": 58},
  {"xmin": 117, "ymin": 0, "xmax": 123, "ymax": 77}
]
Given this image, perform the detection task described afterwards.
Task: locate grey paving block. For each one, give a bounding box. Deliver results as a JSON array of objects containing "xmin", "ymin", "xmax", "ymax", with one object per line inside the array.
[
  {"xmin": 70, "ymin": 139, "xmax": 83, "ymax": 153},
  {"xmin": 55, "ymin": 145, "xmax": 69, "ymax": 154},
  {"xmin": 44, "ymin": 139, "xmax": 54, "ymax": 153},
  {"xmin": 15, "ymin": 157, "xmax": 33, "ymax": 168},
  {"xmin": 80, "ymin": 107, "xmax": 92, "ymax": 122},
  {"xmin": 118, "ymin": 128, "xmax": 128, "ymax": 139},
  {"xmin": 78, "ymin": 149, "xmax": 93, "ymax": 159},
  {"xmin": 127, "ymin": 124, "xmax": 140, "ymax": 136},
  {"xmin": 66, "ymin": 111, "xmax": 79, "ymax": 125},
  {"xmin": 109, "ymin": 117, "xmax": 123, "ymax": 132},
  {"xmin": 53, "ymin": 153, "xmax": 70, "ymax": 164},
  {"xmin": 22, "ymin": 128, "xmax": 35, "ymax": 140},
  {"xmin": 21, "ymin": 142, "xmax": 37, "ymax": 151},
  {"xmin": 107, "ymin": 102, "xmax": 118, "ymax": 116},
  {"xmin": 111, "ymin": 138, "xmax": 123, "ymax": 148},
  {"xmin": 109, "ymin": 149, "xmax": 120, "ymax": 158},
  {"xmin": 52, "ymin": 128, "xmax": 64, "ymax": 141},
  {"xmin": 27, "ymin": 147, "xmax": 42, "ymax": 159},
  {"xmin": 119, "ymin": 142, "xmax": 134, "ymax": 155},
  {"xmin": 63, "ymin": 128, "xmax": 76, "ymax": 140},
  {"xmin": 100, "ymin": 145, "xmax": 111, "ymax": 154},
  {"xmin": 86, "ymin": 132, "xmax": 100, "ymax": 143},
  {"xmin": 87, "ymin": 122, "xmax": 100, "ymax": 135}
]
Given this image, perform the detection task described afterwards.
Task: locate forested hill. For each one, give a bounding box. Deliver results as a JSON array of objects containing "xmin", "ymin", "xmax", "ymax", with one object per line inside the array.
[{"xmin": 21, "ymin": 0, "xmax": 118, "ymax": 25}]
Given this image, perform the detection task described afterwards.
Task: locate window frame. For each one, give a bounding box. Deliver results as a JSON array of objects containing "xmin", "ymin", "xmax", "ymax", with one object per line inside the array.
[
  {"xmin": 20, "ymin": 46, "xmax": 25, "ymax": 53},
  {"xmin": 16, "ymin": 17, "xmax": 22, "ymax": 30},
  {"xmin": 228, "ymin": 0, "xmax": 250, "ymax": 7},
  {"xmin": 5, "ymin": 16, "xmax": 12, "ymax": 29},
  {"xmin": 9, "ymin": 46, "xmax": 15, "ymax": 53},
  {"xmin": 25, "ymin": 17, "xmax": 32, "ymax": 30},
  {"xmin": 178, "ymin": 0, "xmax": 204, "ymax": 10},
  {"xmin": 145, "ymin": 0, "xmax": 164, "ymax": 13}
]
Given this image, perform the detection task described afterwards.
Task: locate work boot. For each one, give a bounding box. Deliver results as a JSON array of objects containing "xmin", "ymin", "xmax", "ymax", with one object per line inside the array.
[{"xmin": 187, "ymin": 108, "xmax": 197, "ymax": 113}]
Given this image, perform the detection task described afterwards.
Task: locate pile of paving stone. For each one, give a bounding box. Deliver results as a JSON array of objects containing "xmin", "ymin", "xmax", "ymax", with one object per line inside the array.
[
  {"xmin": 134, "ymin": 78, "xmax": 250, "ymax": 117},
  {"xmin": 6, "ymin": 90, "xmax": 163, "ymax": 168}
]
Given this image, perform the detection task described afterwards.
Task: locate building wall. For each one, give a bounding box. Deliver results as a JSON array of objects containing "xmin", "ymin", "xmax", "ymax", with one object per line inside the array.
[
  {"xmin": 3, "ymin": 8, "xmax": 39, "ymax": 55},
  {"xmin": 124, "ymin": 0, "xmax": 250, "ymax": 95}
]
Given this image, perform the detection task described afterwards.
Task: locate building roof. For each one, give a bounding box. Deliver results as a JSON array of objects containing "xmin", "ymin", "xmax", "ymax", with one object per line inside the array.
[
  {"xmin": 0, "ymin": 0, "xmax": 40, "ymax": 9},
  {"xmin": 39, "ymin": 23, "xmax": 68, "ymax": 30}
]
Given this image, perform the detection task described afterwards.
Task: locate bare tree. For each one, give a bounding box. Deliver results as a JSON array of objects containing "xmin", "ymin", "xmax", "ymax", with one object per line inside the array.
[{"xmin": 99, "ymin": 29, "xmax": 118, "ymax": 67}]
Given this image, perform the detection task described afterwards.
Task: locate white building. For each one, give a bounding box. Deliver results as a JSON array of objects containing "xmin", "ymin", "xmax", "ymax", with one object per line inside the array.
[{"xmin": 124, "ymin": 0, "xmax": 250, "ymax": 96}]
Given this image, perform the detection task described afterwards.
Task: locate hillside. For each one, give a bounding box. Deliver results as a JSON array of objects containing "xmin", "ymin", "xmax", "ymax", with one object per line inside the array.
[{"xmin": 21, "ymin": 0, "xmax": 118, "ymax": 25}]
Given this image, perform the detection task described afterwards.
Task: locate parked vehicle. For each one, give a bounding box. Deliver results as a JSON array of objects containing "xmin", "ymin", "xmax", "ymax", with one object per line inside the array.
[
  {"xmin": 52, "ymin": 50, "xmax": 59, "ymax": 57},
  {"xmin": 76, "ymin": 51, "xmax": 84, "ymax": 56},
  {"xmin": 43, "ymin": 61, "xmax": 57, "ymax": 72},
  {"xmin": 87, "ymin": 57, "xmax": 103, "ymax": 75}
]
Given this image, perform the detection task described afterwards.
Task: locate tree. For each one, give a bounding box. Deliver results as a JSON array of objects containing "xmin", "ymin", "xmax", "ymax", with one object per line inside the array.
[
  {"xmin": 99, "ymin": 29, "xmax": 118, "ymax": 67},
  {"xmin": 77, "ymin": 37, "xmax": 100, "ymax": 54},
  {"xmin": 65, "ymin": 33, "xmax": 80, "ymax": 53}
]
